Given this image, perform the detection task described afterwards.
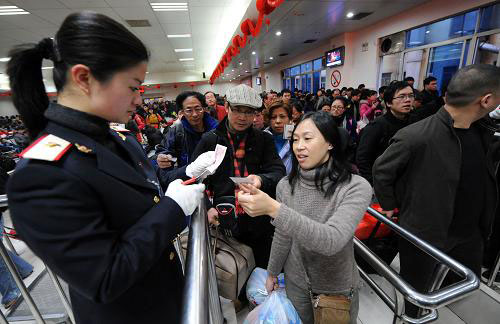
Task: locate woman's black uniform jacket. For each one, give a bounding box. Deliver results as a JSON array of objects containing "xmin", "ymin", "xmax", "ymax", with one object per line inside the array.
[{"xmin": 7, "ymin": 104, "xmax": 187, "ymax": 324}]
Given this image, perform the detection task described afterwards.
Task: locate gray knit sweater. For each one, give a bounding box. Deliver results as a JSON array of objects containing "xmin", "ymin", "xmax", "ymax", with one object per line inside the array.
[{"xmin": 267, "ymin": 169, "xmax": 372, "ymax": 294}]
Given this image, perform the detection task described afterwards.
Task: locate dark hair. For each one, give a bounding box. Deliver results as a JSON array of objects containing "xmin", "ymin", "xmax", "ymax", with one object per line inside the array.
[
  {"xmin": 331, "ymin": 96, "xmax": 348, "ymax": 108},
  {"xmin": 423, "ymin": 76, "xmax": 437, "ymax": 86},
  {"xmin": 175, "ymin": 91, "xmax": 207, "ymax": 111},
  {"xmin": 7, "ymin": 12, "xmax": 149, "ymax": 139},
  {"xmin": 204, "ymin": 91, "xmax": 216, "ymax": 97},
  {"xmin": 413, "ymin": 89, "xmax": 423, "ymax": 102},
  {"xmin": 384, "ymin": 81, "xmax": 412, "ymax": 105},
  {"xmin": 378, "ymin": 86, "xmax": 387, "ymax": 96},
  {"xmin": 347, "ymin": 87, "xmax": 354, "ymax": 92},
  {"xmin": 351, "ymin": 89, "xmax": 361, "ymax": 97},
  {"xmin": 445, "ymin": 64, "xmax": 500, "ymax": 107},
  {"xmin": 268, "ymin": 100, "xmax": 292, "ymax": 119},
  {"xmin": 315, "ymin": 96, "xmax": 331, "ymax": 110},
  {"xmin": 270, "ymin": 90, "xmax": 278, "ymax": 95},
  {"xmin": 281, "ymin": 89, "xmax": 292, "ymax": 95},
  {"xmin": 404, "ymin": 76, "xmax": 415, "ymax": 82},
  {"xmin": 360, "ymin": 89, "xmax": 371, "ymax": 100},
  {"xmin": 289, "ymin": 111, "xmax": 353, "ymax": 197},
  {"xmin": 357, "ymin": 84, "xmax": 365, "ymax": 90},
  {"xmin": 290, "ymin": 100, "xmax": 304, "ymax": 113}
]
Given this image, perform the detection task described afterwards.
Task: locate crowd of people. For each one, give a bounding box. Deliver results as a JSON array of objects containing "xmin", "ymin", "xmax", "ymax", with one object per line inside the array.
[{"xmin": 1, "ymin": 10, "xmax": 499, "ymax": 324}]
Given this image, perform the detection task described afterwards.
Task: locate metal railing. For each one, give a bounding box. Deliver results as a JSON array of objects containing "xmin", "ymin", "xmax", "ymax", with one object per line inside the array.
[
  {"xmin": 180, "ymin": 202, "xmax": 224, "ymax": 324},
  {"xmin": 0, "ymin": 194, "xmax": 75, "ymax": 323},
  {"xmin": 355, "ymin": 207, "xmax": 480, "ymax": 323}
]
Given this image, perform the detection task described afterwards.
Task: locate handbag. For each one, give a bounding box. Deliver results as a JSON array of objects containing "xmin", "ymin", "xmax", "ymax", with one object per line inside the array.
[
  {"xmin": 213, "ymin": 196, "xmax": 240, "ymax": 237},
  {"xmin": 298, "ymin": 248, "xmax": 352, "ymax": 324}
]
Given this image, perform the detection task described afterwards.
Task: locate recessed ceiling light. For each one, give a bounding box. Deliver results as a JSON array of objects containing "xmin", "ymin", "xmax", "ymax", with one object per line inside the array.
[
  {"xmin": 239, "ymin": 62, "xmax": 242, "ymax": 65},
  {"xmin": 426, "ymin": 30, "xmax": 430, "ymax": 34},
  {"xmin": 231, "ymin": 69, "xmax": 234, "ymax": 72},
  {"xmin": 245, "ymin": 70, "xmax": 249, "ymax": 73},
  {"xmin": 167, "ymin": 34, "xmax": 191, "ymax": 38},
  {"xmin": 0, "ymin": 6, "xmax": 30, "ymax": 15},
  {"xmin": 146, "ymin": 71, "xmax": 150, "ymax": 74},
  {"xmin": 0, "ymin": 57, "xmax": 10, "ymax": 62},
  {"xmin": 252, "ymin": 51, "xmax": 256, "ymax": 55},
  {"xmin": 270, "ymin": 57, "xmax": 273, "ymax": 60},
  {"xmin": 179, "ymin": 58, "xmax": 194, "ymax": 61},
  {"xmin": 346, "ymin": 12, "xmax": 354, "ymax": 18},
  {"xmin": 275, "ymin": 31, "xmax": 282, "ymax": 36},
  {"xmin": 238, "ymin": 74, "xmax": 241, "ymax": 76},
  {"xmin": 174, "ymin": 48, "xmax": 193, "ymax": 52}
]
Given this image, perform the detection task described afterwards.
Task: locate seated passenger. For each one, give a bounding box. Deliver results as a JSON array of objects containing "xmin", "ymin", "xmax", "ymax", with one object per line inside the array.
[
  {"xmin": 155, "ymin": 91, "xmax": 218, "ymax": 169},
  {"xmin": 5, "ymin": 12, "xmax": 211, "ymax": 324},
  {"xmin": 192, "ymin": 84, "xmax": 286, "ymax": 269},
  {"xmin": 356, "ymin": 81, "xmax": 413, "ymax": 184},
  {"xmin": 264, "ymin": 101, "xmax": 293, "ymax": 174},
  {"xmin": 238, "ymin": 111, "xmax": 372, "ymax": 324},
  {"xmin": 373, "ymin": 64, "xmax": 500, "ymax": 317}
]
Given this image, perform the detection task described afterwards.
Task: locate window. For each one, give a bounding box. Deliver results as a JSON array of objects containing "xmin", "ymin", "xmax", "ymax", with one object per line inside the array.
[
  {"xmin": 301, "ymin": 62, "xmax": 312, "ymax": 73},
  {"xmin": 290, "ymin": 65, "xmax": 301, "ymax": 76},
  {"xmin": 284, "ymin": 68, "xmax": 290, "ymax": 77},
  {"xmin": 406, "ymin": 10, "xmax": 479, "ymax": 48},
  {"xmin": 427, "ymin": 42, "xmax": 463, "ymax": 95},
  {"xmin": 479, "ymin": 3, "xmax": 500, "ymax": 32},
  {"xmin": 313, "ymin": 58, "xmax": 323, "ymax": 71}
]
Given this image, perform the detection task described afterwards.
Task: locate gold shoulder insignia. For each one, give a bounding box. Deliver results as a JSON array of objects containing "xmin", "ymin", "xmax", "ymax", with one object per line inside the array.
[
  {"xmin": 75, "ymin": 143, "xmax": 92, "ymax": 154},
  {"xmin": 117, "ymin": 132, "xmax": 127, "ymax": 141}
]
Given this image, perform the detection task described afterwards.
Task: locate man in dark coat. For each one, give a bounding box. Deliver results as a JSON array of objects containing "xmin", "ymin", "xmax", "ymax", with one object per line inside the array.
[
  {"xmin": 192, "ymin": 84, "xmax": 286, "ymax": 269},
  {"xmin": 373, "ymin": 64, "xmax": 500, "ymax": 318},
  {"xmin": 356, "ymin": 82, "xmax": 413, "ymax": 185}
]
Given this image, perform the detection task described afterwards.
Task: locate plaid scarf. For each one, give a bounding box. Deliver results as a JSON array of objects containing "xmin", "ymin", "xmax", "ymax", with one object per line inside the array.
[{"xmin": 227, "ymin": 130, "xmax": 249, "ymax": 215}]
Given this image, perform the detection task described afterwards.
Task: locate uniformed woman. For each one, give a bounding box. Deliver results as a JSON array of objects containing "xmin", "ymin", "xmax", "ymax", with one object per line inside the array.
[{"xmin": 6, "ymin": 12, "xmax": 214, "ymax": 324}]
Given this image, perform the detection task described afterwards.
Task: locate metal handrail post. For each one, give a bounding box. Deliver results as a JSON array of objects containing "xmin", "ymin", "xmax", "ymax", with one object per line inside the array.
[
  {"xmin": 46, "ymin": 266, "xmax": 75, "ymax": 324},
  {"xmin": 0, "ymin": 241, "xmax": 45, "ymax": 324},
  {"xmin": 181, "ymin": 204, "xmax": 209, "ymax": 324},
  {"xmin": 4, "ymin": 234, "xmax": 18, "ymax": 256},
  {"xmin": 0, "ymin": 195, "xmax": 7, "ymax": 208},
  {"xmin": 487, "ymin": 251, "xmax": 500, "ymax": 287},
  {"xmin": 0, "ymin": 305, "xmax": 8, "ymax": 324},
  {"xmin": 206, "ymin": 225, "xmax": 224, "ymax": 324}
]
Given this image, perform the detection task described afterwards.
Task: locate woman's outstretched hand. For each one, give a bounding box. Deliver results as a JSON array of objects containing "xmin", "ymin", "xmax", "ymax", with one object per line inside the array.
[{"xmin": 237, "ymin": 184, "xmax": 281, "ymax": 218}]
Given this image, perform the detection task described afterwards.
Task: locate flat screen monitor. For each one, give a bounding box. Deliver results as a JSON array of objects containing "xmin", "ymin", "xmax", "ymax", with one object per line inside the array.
[
  {"xmin": 325, "ymin": 46, "xmax": 345, "ymax": 67},
  {"xmin": 256, "ymin": 77, "xmax": 261, "ymax": 85}
]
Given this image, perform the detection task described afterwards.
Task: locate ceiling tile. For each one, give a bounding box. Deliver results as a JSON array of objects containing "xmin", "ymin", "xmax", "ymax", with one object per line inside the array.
[
  {"xmin": 30, "ymin": 9, "xmax": 73, "ymax": 25},
  {"xmin": 105, "ymin": 0, "xmax": 149, "ymax": 7},
  {"xmin": 0, "ymin": 14, "xmax": 56, "ymax": 29},
  {"xmin": 8, "ymin": 0, "xmax": 67, "ymax": 9},
  {"xmin": 189, "ymin": 6, "xmax": 224, "ymax": 23},
  {"xmin": 58, "ymin": 0, "xmax": 109, "ymax": 8},
  {"xmin": 160, "ymin": 23, "xmax": 191, "ymax": 35},
  {"xmin": 0, "ymin": 28, "xmax": 42, "ymax": 43},
  {"xmin": 167, "ymin": 38, "xmax": 192, "ymax": 49},
  {"xmin": 82, "ymin": 8, "xmax": 124, "ymax": 22},
  {"xmin": 154, "ymin": 11, "xmax": 190, "ymax": 24}
]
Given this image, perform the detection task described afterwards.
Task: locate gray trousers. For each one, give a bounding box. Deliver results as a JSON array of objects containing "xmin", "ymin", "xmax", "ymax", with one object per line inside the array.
[{"xmin": 285, "ymin": 280, "xmax": 359, "ymax": 324}]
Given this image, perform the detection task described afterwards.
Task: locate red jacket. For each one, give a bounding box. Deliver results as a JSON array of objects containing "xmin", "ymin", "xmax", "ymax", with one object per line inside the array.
[
  {"xmin": 134, "ymin": 114, "xmax": 146, "ymax": 130},
  {"xmin": 215, "ymin": 105, "xmax": 227, "ymax": 122}
]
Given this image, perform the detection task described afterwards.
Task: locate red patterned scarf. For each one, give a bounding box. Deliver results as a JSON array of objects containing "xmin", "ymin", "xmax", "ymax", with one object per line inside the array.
[{"xmin": 227, "ymin": 130, "xmax": 249, "ymax": 215}]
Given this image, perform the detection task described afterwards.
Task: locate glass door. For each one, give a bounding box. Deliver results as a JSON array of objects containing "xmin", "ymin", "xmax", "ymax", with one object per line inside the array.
[
  {"xmin": 402, "ymin": 49, "xmax": 428, "ymax": 89},
  {"xmin": 474, "ymin": 33, "xmax": 500, "ymax": 66},
  {"xmin": 427, "ymin": 42, "xmax": 463, "ymax": 95},
  {"xmin": 313, "ymin": 72, "xmax": 320, "ymax": 93}
]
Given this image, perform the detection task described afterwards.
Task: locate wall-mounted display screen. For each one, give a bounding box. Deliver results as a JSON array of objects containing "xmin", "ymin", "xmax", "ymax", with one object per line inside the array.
[{"xmin": 325, "ymin": 46, "xmax": 345, "ymax": 67}]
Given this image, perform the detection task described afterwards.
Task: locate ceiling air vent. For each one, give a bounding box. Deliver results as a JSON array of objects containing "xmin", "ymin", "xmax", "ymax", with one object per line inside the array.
[
  {"xmin": 264, "ymin": 62, "xmax": 271, "ymax": 64},
  {"xmin": 125, "ymin": 20, "xmax": 151, "ymax": 27},
  {"xmin": 253, "ymin": 67, "xmax": 259, "ymax": 70},
  {"xmin": 279, "ymin": 53, "xmax": 289, "ymax": 57},
  {"xmin": 303, "ymin": 39, "xmax": 317, "ymax": 44},
  {"xmin": 348, "ymin": 12, "xmax": 373, "ymax": 20}
]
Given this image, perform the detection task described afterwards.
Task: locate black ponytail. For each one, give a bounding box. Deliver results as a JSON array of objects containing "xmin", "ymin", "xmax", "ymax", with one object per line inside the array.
[
  {"xmin": 7, "ymin": 11, "xmax": 149, "ymax": 139},
  {"xmin": 7, "ymin": 38, "xmax": 53, "ymax": 139}
]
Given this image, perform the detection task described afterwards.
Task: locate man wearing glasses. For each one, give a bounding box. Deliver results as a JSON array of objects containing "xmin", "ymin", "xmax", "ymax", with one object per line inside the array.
[
  {"xmin": 156, "ymin": 91, "xmax": 218, "ymax": 170},
  {"xmin": 192, "ymin": 84, "xmax": 285, "ymax": 270},
  {"xmin": 356, "ymin": 81, "xmax": 413, "ymax": 185}
]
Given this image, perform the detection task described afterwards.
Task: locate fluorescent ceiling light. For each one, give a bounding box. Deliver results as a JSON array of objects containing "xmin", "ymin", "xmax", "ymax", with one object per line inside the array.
[
  {"xmin": 0, "ymin": 5, "xmax": 29, "ymax": 15},
  {"xmin": 174, "ymin": 48, "xmax": 193, "ymax": 52},
  {"xmin": 167, "ymin": 34, "xmax": 191, "ymax": 38},
  {"xmin": 275, "ymin": 31, "xmax": 282, "ymax": 36},
  {"xmin": 151, "ymin": 2, "xmax": 187, "ymax": 5},
  {"xmin": 270, "ymin": 57, "xmax": 273, "ymax": 60},
  {"xmin": 42, "ymin": 67, "xmax": 54, "ymax": 70},
  {"xmin": 151, "ymin": 2, "xmax": 187, "ymax": 11},
  {"xmin": 154, "ymin": 9, "xmax": 188, "ymax": 11},
  {"xmin": 179, "ymin": 58, "xmax": 194, "ymax": 61},
  {"xmin": 252, "ymin": 51, "xmax": 256, "ymax": 55},
  {"xmin": 346, "ymin": 12, "xmax": 354, "ymax": 18},
  {"xmin": 0, "ymin": 57, "xmax": 10, "ymax": 62}
]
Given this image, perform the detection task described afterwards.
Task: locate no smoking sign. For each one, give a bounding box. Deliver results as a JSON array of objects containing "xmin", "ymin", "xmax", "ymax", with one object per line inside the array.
[{"xmin": 330, "ymin": 70, "xmax": 342, "ymax": 88}]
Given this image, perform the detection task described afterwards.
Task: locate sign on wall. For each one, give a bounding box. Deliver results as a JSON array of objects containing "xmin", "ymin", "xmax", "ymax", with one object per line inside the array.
[{"xmin": 330, "ymin": 70, "xmax": 342, "ymax": 88}]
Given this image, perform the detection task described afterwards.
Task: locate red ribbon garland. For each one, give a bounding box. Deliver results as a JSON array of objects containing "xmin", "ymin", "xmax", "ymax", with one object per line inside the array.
[{"xmin": 209, "ymin": 0, "xmax": 285, "ymax": 84}]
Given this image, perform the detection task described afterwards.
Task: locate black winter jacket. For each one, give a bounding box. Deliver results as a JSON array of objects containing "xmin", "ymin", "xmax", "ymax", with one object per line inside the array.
[
  {"xmin": 356, "ymin": 111, "xmax": 410, "ymax": 184},
  {"xmin": 373, "ymin": 107, "xmax": 500, "ymax": 248}
]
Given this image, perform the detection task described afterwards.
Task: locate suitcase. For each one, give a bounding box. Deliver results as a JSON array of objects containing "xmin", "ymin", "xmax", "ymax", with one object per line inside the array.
[{"xmin": 178, "ymin": 227, "xmax": 256, "ymax": 300}]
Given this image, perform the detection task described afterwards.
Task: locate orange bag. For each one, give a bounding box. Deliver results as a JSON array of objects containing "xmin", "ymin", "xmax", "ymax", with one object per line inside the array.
[{"xmin": 355, "ymin": 204, "xmax": 392, "ymax": 240}]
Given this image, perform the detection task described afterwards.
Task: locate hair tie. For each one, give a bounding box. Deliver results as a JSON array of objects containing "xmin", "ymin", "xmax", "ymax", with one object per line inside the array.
[{"xmin": 36, "ymin": 37, "xmax": 61, "ymax": 62}]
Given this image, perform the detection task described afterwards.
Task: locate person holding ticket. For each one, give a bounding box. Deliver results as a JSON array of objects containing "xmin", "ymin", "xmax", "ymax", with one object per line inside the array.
[{"xmin": 191, "ymin": 84, "xmax": 286, "ymax": 270}]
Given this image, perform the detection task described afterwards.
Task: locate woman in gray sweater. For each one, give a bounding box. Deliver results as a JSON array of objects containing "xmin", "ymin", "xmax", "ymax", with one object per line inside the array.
[{"xmin": 238, "ymin": 111, "xmax": 372, "ymax": 324}]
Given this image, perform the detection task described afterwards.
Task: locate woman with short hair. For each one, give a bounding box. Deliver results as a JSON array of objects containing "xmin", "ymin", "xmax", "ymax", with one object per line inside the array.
[{"xmin": 265, "ymin": 100, "xmax": 294, "ymax": 174}]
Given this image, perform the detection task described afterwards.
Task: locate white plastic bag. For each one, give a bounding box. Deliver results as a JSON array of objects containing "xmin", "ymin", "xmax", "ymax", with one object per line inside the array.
[
  {"xmin": 356, "ymin": 115, "xmax": 369, "ymax": 134},
  {"xmin": 244, "ymin": 290, "xmax": 302, "ymax": 324},
  {"xmin": 246, "ymin": 268, "xmax": 285, "ymax": 308}
]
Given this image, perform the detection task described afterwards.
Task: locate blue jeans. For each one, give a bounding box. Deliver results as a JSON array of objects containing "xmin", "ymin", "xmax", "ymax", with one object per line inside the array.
[{"xmin": 0, "ymin": 216, "xmax": 33, "ymax": 305}]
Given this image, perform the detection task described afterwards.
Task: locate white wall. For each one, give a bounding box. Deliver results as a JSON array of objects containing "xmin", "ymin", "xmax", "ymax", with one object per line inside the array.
[
  {"xmin": 0, "ymin": 97, "xmax": 17, "ymax": 116},
  {"xmin": 142, "ymin": 81, "xmax": 238, "ymax": 101},
  {"xmin": 259, "ymin": 0, "xmax": 493, "ymax": 91}
]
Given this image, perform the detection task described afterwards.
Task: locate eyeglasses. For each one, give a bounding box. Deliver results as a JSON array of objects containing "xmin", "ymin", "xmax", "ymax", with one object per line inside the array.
[
  {"xmin": 230, "ymin": 107, "xmax": 256, "ymax": 117},
  {"xmin": 331, "ymin": 105, "xmax": 345, "ymax": 110},
  {"xmin": 183, "ymin": 106, "xmax": 204, "ymax": 115},
  {"xmin": 393, "ymin": 94, "xmax": 415, "ymax": 101}
]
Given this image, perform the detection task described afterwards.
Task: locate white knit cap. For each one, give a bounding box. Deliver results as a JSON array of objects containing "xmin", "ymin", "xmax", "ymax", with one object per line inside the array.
[{"xmin": 225, "ymin": 84, "xmax": 263, "ymax": 109}]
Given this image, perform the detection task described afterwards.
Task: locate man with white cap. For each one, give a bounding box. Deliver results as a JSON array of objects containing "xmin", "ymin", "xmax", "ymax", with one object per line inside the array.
[{"xmin": 192, "ymin": 84, "xmax": 286, "ymax": 270}]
